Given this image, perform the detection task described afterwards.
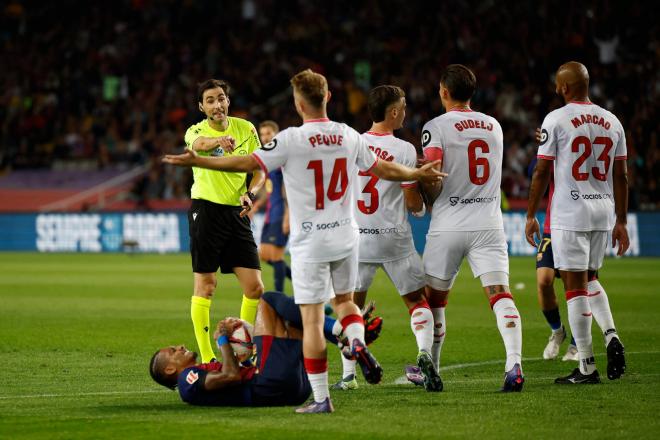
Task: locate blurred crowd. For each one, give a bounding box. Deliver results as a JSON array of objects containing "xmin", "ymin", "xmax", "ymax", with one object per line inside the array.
[{"xmin": 1, "ymin": 0, "xmax": 657, "ymax": 209}]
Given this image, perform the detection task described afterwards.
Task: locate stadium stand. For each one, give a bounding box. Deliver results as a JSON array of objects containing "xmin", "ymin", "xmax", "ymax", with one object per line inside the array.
[{"xmin": 0, "ymin": 0, "xmax": 657, "ymax": 211}]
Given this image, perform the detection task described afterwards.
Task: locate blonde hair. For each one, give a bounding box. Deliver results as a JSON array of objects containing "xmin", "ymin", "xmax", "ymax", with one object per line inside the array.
[
  {"xmin": 290, "ymin": 69, "xmax": 328, "ymax": 108},
  {"xmin": 259, "ymin": 120, "xmax": 280, "ymax": 132}
]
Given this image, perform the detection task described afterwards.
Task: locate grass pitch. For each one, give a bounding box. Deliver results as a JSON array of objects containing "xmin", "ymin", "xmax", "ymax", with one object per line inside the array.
[{"xmin": 0, "ymin": 253, "xmax": 658, "ymax": 439}]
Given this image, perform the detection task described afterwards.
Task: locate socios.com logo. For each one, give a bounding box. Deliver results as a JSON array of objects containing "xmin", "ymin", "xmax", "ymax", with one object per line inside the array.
[
  {"xmin": 571, "ymin": 190, "xmax": 580, "ymax": 200},
  {"xmin": 449, "ymin": 196, "xmax": 459, "ymax": 206},
  {"xmin": 302, "ymin": 222, "xmax": 313, "ymax": 233}
]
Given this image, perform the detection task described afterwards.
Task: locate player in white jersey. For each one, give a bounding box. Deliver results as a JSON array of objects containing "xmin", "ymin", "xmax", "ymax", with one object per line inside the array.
[
  {"xmin": 526, "ymin": 62, "xmax": 629, "ymax": 384},
  {"xmin": 420, "ymin": 64, "xmax": 524, "ymax": 392},
  {"xmin": 332, "ymin": 85, "xmax": 441, "ymax": 392},
  {"xmin": 163, "ymin": 69, "xmax": 445, "ymax": 413}
]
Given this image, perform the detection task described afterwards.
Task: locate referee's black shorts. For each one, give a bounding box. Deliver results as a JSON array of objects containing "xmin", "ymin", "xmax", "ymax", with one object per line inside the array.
[{"xmin": 188, "ymin": 199, "xmax": 261, "ymax": 274}]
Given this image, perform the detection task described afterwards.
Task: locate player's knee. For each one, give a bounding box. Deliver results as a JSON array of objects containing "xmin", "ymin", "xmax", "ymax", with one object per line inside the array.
[
  {"xmin": 403, "ymin": 289, "xmax": 425, "ymax": 305},
  {"xmin": 245, "ymin": 280, "xmax": 264, "ymax": 299},
  {"xmin": 194, "ymin": 278, "xmax": 217, "ymax": 298},
  {"xmin": 331, "ymin": 292, "xmax": 352, "ymax": 306}
]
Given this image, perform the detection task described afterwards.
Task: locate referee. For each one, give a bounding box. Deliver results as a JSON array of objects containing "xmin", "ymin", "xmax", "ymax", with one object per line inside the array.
[{"xmin": 184, "ymin": 79, "xmax": 265, "ymax": 363}]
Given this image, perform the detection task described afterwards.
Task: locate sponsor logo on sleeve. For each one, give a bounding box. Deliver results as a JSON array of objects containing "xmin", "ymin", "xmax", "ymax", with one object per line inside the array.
[
  {"xmin": 262, "ymin": 139, "xmax": 278, "ymax": 151},
  {"xmin": 422, "ymin": 130, "xmax": 431, "ymax": 147},
  {"xmin": 540, "ymin": 129, "xmax": 548, "ymax": 145},
  {"xmin": 186, "ymin": 371, "xmax": 199, "ymax": 385}
]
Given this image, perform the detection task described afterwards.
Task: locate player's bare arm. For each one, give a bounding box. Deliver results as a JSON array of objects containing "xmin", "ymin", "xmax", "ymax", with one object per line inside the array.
[
  {"xmin": 240, "ymin": 169, "xmax": 266, "ymax": 217},
  {"xmin": 403, "ymin": 185, "xmax": 424, "ymax": 213},
  {"xmin": 420, "ymin": 175, "xmax": 443, "ymax": 206},
  {"xmin": 163, "ymin": 149, "xmax": 260, "ymax": 172},
  {"xmin": 612, "ymin": 160, "xmax": 630, "ymax": 256},
  {"xmin": 371, "ymin": 159, "xmax": 446, "ymax": 184},
  {"xmin": 204, "ymin": 321, "xmax": 242, "ymax": 390},
  {"xmin": 525, "ymin": 158, "xmax": 553, "ymax": 247},
  {"xmin": 191, "ymin": 135, "xmax": 236, "ymax": 153}
]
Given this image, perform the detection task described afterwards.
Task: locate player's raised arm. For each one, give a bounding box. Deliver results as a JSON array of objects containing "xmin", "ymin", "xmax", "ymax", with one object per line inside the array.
[
  {"xmin": 371, "ymin": 159, "xmax": 446, "ymax": 184},
  {"xmin": 162, "ymin": 149, "xmax": 261, "ymax": 173},
  {"xmin": 525, "ymin": 158, "xmax": 552, "ymax": 247}
]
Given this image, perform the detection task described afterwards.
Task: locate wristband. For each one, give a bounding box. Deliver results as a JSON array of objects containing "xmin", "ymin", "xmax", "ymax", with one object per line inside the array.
[
  {"xmin": 246, "ymin": 191, "xmax": 257, "ymax": 202},
  {"xmin": 216, "ymin": 335, "xmax": 229, "ymax": 347}
]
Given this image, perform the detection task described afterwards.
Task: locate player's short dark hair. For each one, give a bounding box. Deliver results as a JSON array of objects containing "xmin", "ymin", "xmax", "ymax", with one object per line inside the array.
[
  {"xmin": 197, "ymin": 79, "xmax": 230, "ymax": 103},
  {"xmin": 439, "ymin": 65, "xmax": 477, "ymax": 102},
  {"xmin": 259, "ymin": 120, "xmax": 280, "ymax": 132},
  {"xmin": 149, "ymin": 349, "xmax": 177, "ymax": 390},
  {"xmin": 368, "ymin": 85, "xmax": 405, "ymax": 123}
]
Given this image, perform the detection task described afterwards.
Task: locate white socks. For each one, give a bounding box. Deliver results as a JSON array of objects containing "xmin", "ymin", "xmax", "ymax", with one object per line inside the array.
[
  {"xmin": 490, "ymin": 293, "xmax": 523, "ymax": 372},
  {"xmin": 409, "ymin": 304, "xmax": 434, "ymax": 353},
  {"xmin": 430, "ymin": 306, "xmax": 446, "ymax": 371},
  {"xmin": 566, "ymin": 290, "xmax": 596, "ymax": 374},
  {"xmin": 588, "ymin": 279, "xmax": 619, "ymax": 345}
]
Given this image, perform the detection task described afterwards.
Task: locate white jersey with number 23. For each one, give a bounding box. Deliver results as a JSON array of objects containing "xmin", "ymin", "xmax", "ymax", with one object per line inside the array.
[{"xmin": 537, "ymin": 102, "xmax": 627, "ymax": 232}]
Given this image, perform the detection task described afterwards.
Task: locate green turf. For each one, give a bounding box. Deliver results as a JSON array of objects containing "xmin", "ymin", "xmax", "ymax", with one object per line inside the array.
[{"xmin": 0, "ymin": 253, "xmax": 658, "ymax": 439}]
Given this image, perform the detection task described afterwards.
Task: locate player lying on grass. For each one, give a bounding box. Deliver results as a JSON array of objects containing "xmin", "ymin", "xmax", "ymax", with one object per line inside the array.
[
  {"xmin": 164, "ymin": 69, "xmax": 445, "ymax": 413},
  {"xmin": 149, "ymin": 291, "xmax": 382, "ymax": 409}
]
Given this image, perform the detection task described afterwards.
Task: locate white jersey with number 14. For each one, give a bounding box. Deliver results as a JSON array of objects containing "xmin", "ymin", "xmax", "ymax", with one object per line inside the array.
[
  {"xmin": 252, "ymin": 119, "xmax": 378, "ymax": 263},
  {"xmin": 421, "ymin": 109, "xmax": 504, "ymax": 233}
]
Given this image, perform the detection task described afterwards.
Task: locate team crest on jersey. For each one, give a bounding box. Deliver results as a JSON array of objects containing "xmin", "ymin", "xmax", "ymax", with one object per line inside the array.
[
  {"xmin": 422, "ymin": 130, "xmax": 431, "ymax": 147},
  {"xmin": 186, "ymin": 371, "xmax": 199, "ymax": 385},
  {"xmin": 540, "ymin": 129, "xmax": 548, "ymax": 145},
  {"xmin": 262, "ymin": 139, "xmax": 278, "ymax": 151}
]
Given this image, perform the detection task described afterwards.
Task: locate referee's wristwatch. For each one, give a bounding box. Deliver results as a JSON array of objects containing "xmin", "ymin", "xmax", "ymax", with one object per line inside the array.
[{"xmin": 245, "ymin": 191, "xmax": 257, "ymax": 202}]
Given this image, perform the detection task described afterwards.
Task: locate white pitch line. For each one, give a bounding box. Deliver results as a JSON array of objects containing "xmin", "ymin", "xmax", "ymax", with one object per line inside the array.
[
  {"xmin": 0, "ymin": 390, "xmax": 164, "ymax": 400},
  {"xmin": 393, "ymin": 350, "xmax": 660, "ymax": 385},
  {"xmin": 1, "ymin": 351, "xmax": 657, "ymax": 398}
]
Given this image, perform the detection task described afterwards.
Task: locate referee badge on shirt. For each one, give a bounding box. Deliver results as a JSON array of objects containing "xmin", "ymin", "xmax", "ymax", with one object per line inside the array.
[{"xmin": 211, "ymin": 147, "xmax": 224, "ymax": 157}]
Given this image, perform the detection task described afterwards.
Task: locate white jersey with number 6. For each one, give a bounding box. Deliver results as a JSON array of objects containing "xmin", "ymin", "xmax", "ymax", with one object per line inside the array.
[
  {"xmin": 537, "ymin": 102, "xmax": 627, "ymax": 232},
  {"xmin": 252, "ymin": 119, "xmax": 378, "ymax": 263},
  {"xmin": 355, "ymin": 132, "xmax": 418, "ymax": 263},
  {"xmin": 421, "ymin": 109, "xmax": 504, "ymax": 233}
]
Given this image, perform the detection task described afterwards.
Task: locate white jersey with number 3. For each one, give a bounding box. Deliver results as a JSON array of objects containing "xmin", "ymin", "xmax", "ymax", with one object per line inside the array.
[
  {"xmin": 252, "ymin": 119, "xmax": 378, "ymax": 262},
  {"xmin": 421, "ymin": 109, "xmax": 504, "ymax": 233},
  {"xmin": 355, "ymin": 132, "xmax": 418, "ymax": 262},
  {"xmin": 538, "ymin": 102, "xmax": 627, "ymax": 232}
]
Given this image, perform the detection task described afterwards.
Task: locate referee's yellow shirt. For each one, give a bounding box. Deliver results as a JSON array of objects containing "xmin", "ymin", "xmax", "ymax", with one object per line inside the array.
[{"xmin": 184, "ymin": 117, "xmax": 261, "ymax": 206}]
